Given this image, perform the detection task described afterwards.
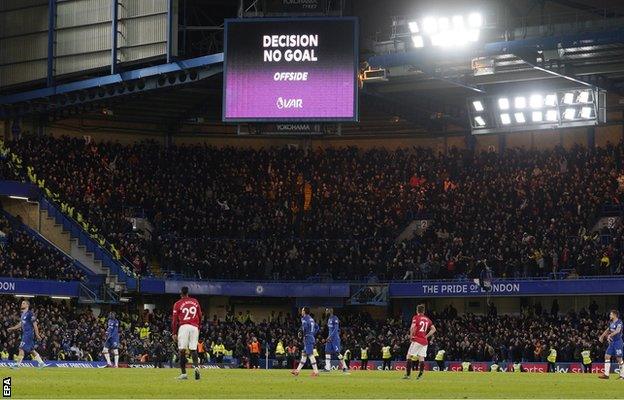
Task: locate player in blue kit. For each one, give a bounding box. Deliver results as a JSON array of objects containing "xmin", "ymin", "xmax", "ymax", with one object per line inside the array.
[
  {"xmin": 598, "ymin": 309, "xmax": 624, "ymax": 379},
  {"xmin": 291, "ymin": 307, "xmax": 320, "ymax": 377},
  {"xmin": 323, "ymin": 308, "xmax": 349, "ymax": 373},
  {"xmin": 102, "ymin": 311, "xmax": 120, "ymax": 368},
  {"xmin": 6, "ymin": 300, "xmax": 45, "ymax": 368}
]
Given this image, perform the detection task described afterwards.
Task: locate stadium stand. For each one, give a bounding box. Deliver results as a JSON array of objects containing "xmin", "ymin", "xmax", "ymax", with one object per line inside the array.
[{"xmin": 2, "ymin": 135, "xmax": 624, "ymax": 281}]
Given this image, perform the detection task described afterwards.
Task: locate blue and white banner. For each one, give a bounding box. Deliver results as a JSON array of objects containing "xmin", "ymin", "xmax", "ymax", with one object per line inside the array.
[
  {"xmin": 0, "ymin": 278, "xmax": 80, "ymax": 297},
  {"xmin": 389, "ymin": 278, "xmax": 624, "ymax": 298},
  {"xmin": 164, "ymin": 280, "xmax": 349, "ymax": 298},
  {"xmin": 0, "ymin": 361, "xmax": 107, "ymax": 368}
]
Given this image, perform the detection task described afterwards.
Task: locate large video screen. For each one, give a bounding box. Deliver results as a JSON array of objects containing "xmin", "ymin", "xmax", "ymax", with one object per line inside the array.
[{"xmin": 223, "ymin": 17, "xmax": 358, "ymax": 122}]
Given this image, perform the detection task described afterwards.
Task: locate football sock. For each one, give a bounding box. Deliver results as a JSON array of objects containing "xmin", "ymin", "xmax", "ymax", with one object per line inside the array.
[
  {"xmin": 620, "ymin": 361, "xmax": 624, "ymax": 378},
  {"xmin": 112, "ymin": 349, "xmax": 119, "ymax": 367},
  {"xmin": 309, "ymin": 355, "xmax": 318, "ymax": 373},
  {"xmin": 179, "ymin": 351, "xmax": 187, "ymax": 374},
  {"xmin": 418, "ymin": 361, "xmax": 425, "ymax": 377},
  {"xmin": 604, "ymin": 362, "xmax": 610, "ymax": 376},
  {"xmin": 296, "ymin": 356, "xmax": 307, "ymax": 372},
  {"xmin": 191, "ymin": 350, "xmax": 199, "ymax": 369},
  {"xmin": 325, "ymin": 354, "xmax": 331, "ymax": 370},
  {"xmin": 405, "ymin": 360, "xmax": 412, "ymax": 376},
  {"xmin": 103, "ymin": 350, "xmax": 111, "ymax": 365},
  {"xmin": 33, "ymin": 353, "xmax": 43, "ymax": 365}
]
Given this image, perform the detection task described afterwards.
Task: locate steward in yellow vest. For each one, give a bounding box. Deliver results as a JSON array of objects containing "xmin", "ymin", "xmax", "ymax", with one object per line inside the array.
[
  {"xmin": 581, "ymin": 349, "xmax": 592, "ymax": 373},
  {"xmin": 435, "ymin": 350, "xmax": 446, "ymax": 371},
  {"xmin": 547, "ymin": 347, "xmax": 557, "ymax": 373}
]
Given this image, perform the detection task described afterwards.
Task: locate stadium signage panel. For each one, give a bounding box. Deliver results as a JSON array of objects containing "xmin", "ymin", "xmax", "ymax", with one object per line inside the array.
[
  {"xmin": 390, "ymin": 278, "xmax": 624, "ymax": 297},
  {"xmin": 0, "ymin": 278, "xmax": 79, "ymax": 297},
  {"xmin": 164, "ymin": 280, "xmax": 349, "ymax": 297},
  {"xmin": 263, "ymin": 0, "xmax": 327, "ymax": 13},
  {"xmin": 223, "ymin": 17, "xmax": 358, "ymax": 122}
]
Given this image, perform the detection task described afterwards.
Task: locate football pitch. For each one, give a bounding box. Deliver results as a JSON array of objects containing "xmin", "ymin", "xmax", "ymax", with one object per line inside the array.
[{"xmin": 3, "ymin": 368, "xmax": 623, "ymax": 399}]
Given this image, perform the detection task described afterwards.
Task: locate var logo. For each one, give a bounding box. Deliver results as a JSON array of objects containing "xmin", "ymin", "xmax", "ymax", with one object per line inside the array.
[
  {"xmin": 276, "ymin": 97, "xmax": 303, "ymax": 109},
  {"xmin": 2, "ymin": 377, "xmax": 10, "ymax": 398}
]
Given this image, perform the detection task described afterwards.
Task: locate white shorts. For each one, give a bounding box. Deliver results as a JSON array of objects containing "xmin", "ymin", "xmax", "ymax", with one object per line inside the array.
[
  {"xmin": 177, "ymin": 324, "xmax": 199, "ymax": 350},
  {"xmin": 406, "ymin": 342, "xmax": 428, "ymax": 359}
]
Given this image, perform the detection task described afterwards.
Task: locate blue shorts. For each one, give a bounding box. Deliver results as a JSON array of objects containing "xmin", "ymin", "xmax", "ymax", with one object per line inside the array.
[
  {"xmin": 303, "ymin": 341, "xmax": 315, "ymax": 355},
  {"xmin": 104, "ymin": 337, "xmax": 119, "ymax": 349},
  {"xmin": 606, "ymin": 340, "xmax": 623, "ymax": 357},
  {"xmin": 20, "ymin": 337, "xmax": 35, "ymax": 353},
  {"xmin": 325, "ymin": 340, "xmax": 341, "ymax": 354}
]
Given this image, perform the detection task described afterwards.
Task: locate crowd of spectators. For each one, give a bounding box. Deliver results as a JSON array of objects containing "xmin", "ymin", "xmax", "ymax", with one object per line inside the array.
[
  {"xmin": 0, "ymin": 295, "xmax": 609, "ymax": 365},
  {"xmin": 0, "ymin": 214, "xmax": 85, "ymax": 281},
  {"xmin": 3, "ymin": 135, "xmax": 624, "ymax": 280}
]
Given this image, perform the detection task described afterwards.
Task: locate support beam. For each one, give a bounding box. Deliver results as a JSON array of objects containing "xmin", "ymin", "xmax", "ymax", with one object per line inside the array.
[
  {"xmin": 111, "ymin": 0, "xmax": 118, "ymax": 74},
  {"xmin": 47, "ymin": 0, "xmax": 56, "ymax": 87},
  {"xmin": 167, "ymin": 0, "xmax": 174, "ymax": 63}
]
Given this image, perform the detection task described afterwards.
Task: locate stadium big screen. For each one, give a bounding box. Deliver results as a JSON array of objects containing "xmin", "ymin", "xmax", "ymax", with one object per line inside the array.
[{"xmin": 223, "ymin": 17, "xmax": 358, "ymax": 122}]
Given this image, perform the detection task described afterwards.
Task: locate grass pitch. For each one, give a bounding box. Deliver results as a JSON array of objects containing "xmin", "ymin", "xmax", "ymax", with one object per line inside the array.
[{"xmin": 3, "ymin": 368, "xmax": 623, "ymax": 399}]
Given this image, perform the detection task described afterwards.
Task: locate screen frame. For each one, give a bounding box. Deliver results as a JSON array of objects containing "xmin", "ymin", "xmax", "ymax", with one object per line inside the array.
[{"xmin": 222, "ymin": 16, "xmax": 359, "ymax": 123}]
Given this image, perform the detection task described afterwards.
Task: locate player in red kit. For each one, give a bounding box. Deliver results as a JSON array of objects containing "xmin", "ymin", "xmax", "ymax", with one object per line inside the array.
[
  {"xmin": 403, "ymin": 304, "xmax": 436, "ymax": 380},
  {"xmin": 172, "ymin": 286, "xmax": 202, "ymax": 380}
]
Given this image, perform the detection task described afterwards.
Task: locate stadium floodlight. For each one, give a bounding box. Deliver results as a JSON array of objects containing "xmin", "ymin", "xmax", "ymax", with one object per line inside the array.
[
  {"xmin": 577, "ymin": 90, "xmax": 590, "ymax": 103},
  {"xmin": 409, "ymin": 12, "xmax": 482, "ymax": 48},
  {"xmin": 498, "ymin": 98, "xmax": 510, "ymax": 110},
  {"xmin": 412, "ymin": 35, "xmax": 424, "ymax": 48},
  {"xmin": 529, "ymin": 94, "xmax": 543, "ymax": 109},
  {"xmin": 563, "ymin": 108, "xmax": 576, "ymax": 120},
  {"xmin": 423, "ymin": 17, "xmax": 438, "ymax": 33},
  {"xmin": 468, "ymin": 12, "xmax": 483, "ymax": 28},
  {"xmin": 580, "ymin": 106, "xmax": 592, "ymax": 119},
  {"xmin": 546, "ymin": 109, "xmax": 558, "ymax": 122},
  {"xmin": 545, "ymin": 94, "xmax": 557, "ymax": 107},
  {"xmin": 563, "ymin": 92, "xmax": 574, "ymax": 105},
  {"xmin": 468, "ymin": 87, "xmax": 604, "ymax": 134}
]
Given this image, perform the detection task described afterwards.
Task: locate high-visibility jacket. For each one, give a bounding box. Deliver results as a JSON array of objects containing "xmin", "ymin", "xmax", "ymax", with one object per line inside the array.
[
  {"xmin": 275, "ymin": 342, "xmax": 285, "ymax": 355},
  {"xmin": 547, "ymin": 349, "xmax": 557, "ymax": 363},
  {"xmin": 313, "ymin": 348, "xmax": 319, "ymax": 358},
  {"xmin": 435, "ymin": 350, "xmax": 446, "ymax": 361},
  {"xmin": 490, "ymin": 363, "xmax": 499, "ymax": 372},
  {"xmin": 360, "ymin": 348, "xmax": 368, "ymax": 360},
  {"xmin": 139, "ymin": 326, "xmax": 150, "ymax": 340},
  {"xmin": 461, "ymin": 361, "xmax": 471, "ymax": 371},
  {"xmin": 0, "ymin": 350, "xmax": 8, "ymax": 360},
  {"xmin": 382, "ymin": 346, "xmax": 391, "ymax": 360},
  {"xmin": 581, "ymin": 350, "xmax": 591, "ymax": 365},
  {"xmin": 249, "ymin": 342, "xmax": 260, "ymax": 354},
  {"xmin": 213, "ymin": 344, "xmax": 226, "ymax": 356},
  {"xmin": 513, "ymin": 363, "xmax": 522, "ymax": 372}
]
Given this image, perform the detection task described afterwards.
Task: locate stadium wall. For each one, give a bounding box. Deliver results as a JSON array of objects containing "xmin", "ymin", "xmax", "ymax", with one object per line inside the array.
[{"xmin": 40, "ymin": 123, "xmax": 624, "ymax": 151}]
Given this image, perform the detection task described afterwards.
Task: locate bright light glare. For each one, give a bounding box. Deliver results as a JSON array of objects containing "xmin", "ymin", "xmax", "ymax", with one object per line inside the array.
[
  {"xmin": 408, "ymin": 21, "xmax": 419, "ymax": 33},
  {"xmin": 546, "ymin": 109, "xmax": 558, "ymax": 121},
  {"xmin": 474, "ymin": 116, "xmax": 486, "ymax": 126},
  {"xmin": 563, "ymin": 92, "xmax": 574, "ymax": 104},
  {"xmin": 472, "ymin": 100, "xmax": 484, "ymax": 112},
  {"xmin": 532, "ymin": 111, "xmax": 543, "ymax": 122},
  {"xmin": 545, "ymin": 94, "xmax": 557, "ymax": 107},
  {"xmin": 468, "ymin": 13, "xmax": 483, "ymax": 28},
  {"xmin": 452, "ymin": 15, "xmax": 464, "ymax": 28},
  {"xmin": 500, "ymin": 113, "xmax": 511, "ymax": 125},
  {"xmin": 577, "ymin": 91, "xmax": 590, "ymax": 103},
  {"xmin": 412, "ymin": 35, "xmax": 424, "ymax": 48},
  {"xmin": 529, "ymin": 94, "xmax": 543, "ymax": 109},
  {"xmin": 514, "ymin": 112, "xmax": 526, "ymax": 123},
  {"xmin": 468, "ymin": 29, "xmax": 480, "ymax": 42},
  {"xmin": 563, "ymin": 108, "xmax": 576, "ymax": 120},
  {"xmin": 438, "ymin": 17, "xmax": 450, "ymax": 31},
  {"xmin": 423, "ymin": 17, "xmax": 438, "ymax": 33},
  {"xmin": 498, "ymin": 98, "xmax": 510, "ymax": 110},
  {"xmin": 514, "ymin": 97, "xmax": 527, "ymax": 109},
  {"xmin": 580, "ymin": 106, "xmax": 592, "ymax": 119}
]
